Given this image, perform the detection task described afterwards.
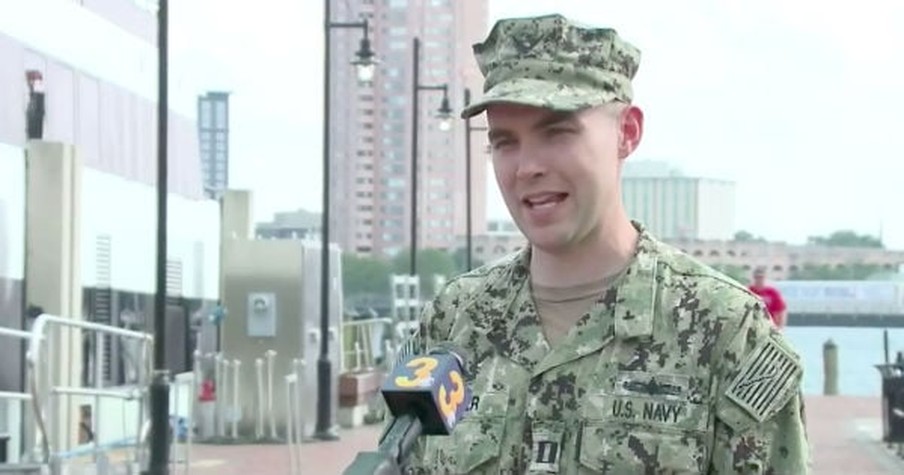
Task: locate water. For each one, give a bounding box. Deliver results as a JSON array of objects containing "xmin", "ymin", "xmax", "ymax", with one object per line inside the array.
[{"xmin": 784, "ymin": 326, "xmax": 904, "ymax": 397}]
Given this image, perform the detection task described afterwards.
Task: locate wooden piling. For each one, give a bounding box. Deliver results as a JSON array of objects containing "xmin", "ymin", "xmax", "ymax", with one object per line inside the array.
[{"xmin": 823, "ymin": 339, "xmax": 838, "ymax": 396}]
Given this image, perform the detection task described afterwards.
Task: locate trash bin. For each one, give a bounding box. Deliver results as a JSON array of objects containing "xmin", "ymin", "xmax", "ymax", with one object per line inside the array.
[
  {"xmin": 0, "ymin": 433, "xmax": 9, "ymax": 463},
  {"xmin": 875, "ymin": 363, "xmax": 904, "ymax": 443}
]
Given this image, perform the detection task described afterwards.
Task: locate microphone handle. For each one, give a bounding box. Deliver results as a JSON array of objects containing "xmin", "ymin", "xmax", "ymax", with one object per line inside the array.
[
  {"xmin": 342, "ymin": 414, "xmax": 423, "ymax": 475},
  {"xmin": 341, "ymin": 452, "xmax": 401, "ymax": 475},
  {"xmin": 379, "ymin": 413, "xmax": 423, "ymax": 465}
]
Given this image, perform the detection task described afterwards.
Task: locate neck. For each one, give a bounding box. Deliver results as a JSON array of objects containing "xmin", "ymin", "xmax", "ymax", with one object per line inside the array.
[{"xmin": 529, "ymin": 211, "xmax": 639, "ymax": 288}]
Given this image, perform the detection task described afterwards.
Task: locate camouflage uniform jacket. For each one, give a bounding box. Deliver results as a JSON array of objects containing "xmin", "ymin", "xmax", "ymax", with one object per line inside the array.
[{"xmin": 403, "ymin": 226, "xmax": 809, "ymax": 474}]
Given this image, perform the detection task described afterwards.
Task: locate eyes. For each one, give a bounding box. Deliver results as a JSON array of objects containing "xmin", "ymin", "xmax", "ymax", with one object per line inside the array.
[{"xmin": 490, "ymin": 126, "xmax": 576, "ymax": 151}]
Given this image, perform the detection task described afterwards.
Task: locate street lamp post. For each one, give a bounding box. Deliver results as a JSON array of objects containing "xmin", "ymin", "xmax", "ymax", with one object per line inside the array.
[
  {"xmin": 462, "ymin": 88, "xmax": 488, "ymax": 272},
  {"xmin": 410, "ymin": 36, "xmax": 452, "ymax": 278},
  {"xmin": 147, "ymin": 0, "xmax": 169, "ymax": 473},
  {"xmin": 317, "ymin": 0, "xmax": 377, "ymax": 441}
]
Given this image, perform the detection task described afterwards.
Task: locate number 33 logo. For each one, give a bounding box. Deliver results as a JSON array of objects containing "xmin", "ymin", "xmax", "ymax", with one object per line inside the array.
[{"xmin": 394, "ymin": 356, "xmax": 465, "ymax": 418}]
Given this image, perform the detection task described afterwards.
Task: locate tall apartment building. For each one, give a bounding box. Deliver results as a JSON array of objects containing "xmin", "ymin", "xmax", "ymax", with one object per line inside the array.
[
  {"xmin": 622, "ymin": 161, "xmax": 737, "ymax": 240},
  {"xmin": 330, "ymin": 0, "xmax": 489, "ymax": 257},
  {"xmin": 198, "ymin": 91, "xmax": 230, "ymax": 198}
]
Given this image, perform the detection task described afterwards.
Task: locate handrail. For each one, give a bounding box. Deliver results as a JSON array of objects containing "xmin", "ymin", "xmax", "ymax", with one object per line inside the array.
[
  {"xmin": 50, "ymin": 387, "xmax": 144, "ymax": 400},
  {"xmin": 341, "ymin": 317, "xmax": 394, "ymax": 371},
  {"xmin": 0, "ymin": 391, "xmax": 32, "ymax": 401},
  {"xmin": 26, "ymin": 314, "xmax": 152, "ymax": 365},
  {"xmin": 0, "ymin": 323, "xmax": 47, "ymax": 464},
  {"xmin": 24, "ymin": 313, "xmax": 155, "ymax": 466},
  {"xmin": 342, "ymin": 317, "xmax": 393, "ymax": 328},
  {"xmin": 0, "ymin": 327, "xmax": 34, "ymax": 340}
]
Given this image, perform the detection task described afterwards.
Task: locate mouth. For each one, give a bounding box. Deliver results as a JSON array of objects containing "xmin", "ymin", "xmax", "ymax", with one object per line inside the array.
[{"xmin": 522, "ymin": 192, "xmax": 569, "ymax": 210}]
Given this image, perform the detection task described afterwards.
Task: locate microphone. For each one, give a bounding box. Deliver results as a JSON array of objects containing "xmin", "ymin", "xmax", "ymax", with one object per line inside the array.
[{"xmin": 342, "ymin": 344, "xmax": 473, "ymax": 475}]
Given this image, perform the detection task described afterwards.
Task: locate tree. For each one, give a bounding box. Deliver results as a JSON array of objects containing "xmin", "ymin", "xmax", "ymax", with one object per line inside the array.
[
  {"xmin": 342, "ymin": 254, "xmax": 392, "ymax": 298},
  {"xmin": 807, "ymin": 230, "xmax": 883, "ymax": 249},
  {"xmin": 732, "ymin": 230, "xmax": 766, "ymax": 242},
  {"xmin": 450, "ymin": 247, "xmax": 485, "ymax": 274},
  {"xmin": 391, "ymin": 248, "xmax": 458, "ymax": 297},
  {"xmin": 788, "ymin": 263, "xmax": 883, "ymax": 280}
]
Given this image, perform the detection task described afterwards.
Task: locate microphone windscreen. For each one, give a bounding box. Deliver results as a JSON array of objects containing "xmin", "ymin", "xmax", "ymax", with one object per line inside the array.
[{"xmin": 381, "ymin": 347, "xmax": 473, "ymax": 435}]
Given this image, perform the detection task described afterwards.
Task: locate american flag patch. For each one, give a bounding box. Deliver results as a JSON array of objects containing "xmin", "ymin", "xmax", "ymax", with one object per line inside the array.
[{"xmin": 725, "ymin": 337, "xmax": 802, "ymax": 423}]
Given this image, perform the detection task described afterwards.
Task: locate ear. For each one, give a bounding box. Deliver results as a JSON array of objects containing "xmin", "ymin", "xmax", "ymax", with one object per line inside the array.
[{"xmin": 618, "ymin": 105, "xmax": 644, "ymax": 159}]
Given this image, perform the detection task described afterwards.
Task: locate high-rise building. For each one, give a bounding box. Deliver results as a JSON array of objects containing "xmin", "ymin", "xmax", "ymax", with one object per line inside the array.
[
  {"xmin": 622, "ymin": 161, "xmax": 737, "ymax": 240},
  {"xmin": 329, "ymin": 0, "xmax": 489, "ymax": 257},
  {"xmin": 198, "ymin": 91, "xmax": 230, "ymax": 198}
]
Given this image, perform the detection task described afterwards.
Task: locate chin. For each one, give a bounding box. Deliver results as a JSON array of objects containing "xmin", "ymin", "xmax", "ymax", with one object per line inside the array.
[{"xmin": 522, "ymin": 226, "xmax": 575, "ymax": 254}]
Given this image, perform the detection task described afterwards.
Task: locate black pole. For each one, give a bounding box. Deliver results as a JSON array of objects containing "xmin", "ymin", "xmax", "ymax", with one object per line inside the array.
[
  {"xmin": 147, "ymin": 0, "xmax": 170, "ymax": 473},
  {"xmin": 463, "ymin": 88, "xmax": 473, "ymax": 272},
  {"xmin": 409, "ymin": 37, "xmax": 420, "ymax": 279},
  {"xmin": 314, "ymin": 0, "xmax": 339, "ymax": 441}
]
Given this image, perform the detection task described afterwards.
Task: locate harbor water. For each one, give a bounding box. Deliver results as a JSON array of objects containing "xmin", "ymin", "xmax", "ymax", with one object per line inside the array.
[{"xmin": 784, "ymin": 326, "xmax": 904, "ymax": 397}]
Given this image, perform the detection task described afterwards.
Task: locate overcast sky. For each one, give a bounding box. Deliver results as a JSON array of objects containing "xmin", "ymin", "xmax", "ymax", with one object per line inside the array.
[{"xmin": 168, "ymin": 0, "xmax": 903, "ymax": 248}]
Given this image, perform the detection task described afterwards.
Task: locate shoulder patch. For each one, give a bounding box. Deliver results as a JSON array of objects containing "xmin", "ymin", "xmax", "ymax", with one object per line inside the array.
[{"xmin": 724, "ymin": 336, "xmax": 802, "ymax": 423}]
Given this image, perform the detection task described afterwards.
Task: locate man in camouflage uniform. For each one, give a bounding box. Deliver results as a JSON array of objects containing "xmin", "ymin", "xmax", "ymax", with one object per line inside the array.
[{"xmin": 400, "ymin": 13, "xmax": 809, "ymax": 474}]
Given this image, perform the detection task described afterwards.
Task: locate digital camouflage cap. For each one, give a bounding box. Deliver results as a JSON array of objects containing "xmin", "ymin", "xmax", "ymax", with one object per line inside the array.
[{"xmin": 461, "ymin": 13, "xmax": 641, "ymax": 119}]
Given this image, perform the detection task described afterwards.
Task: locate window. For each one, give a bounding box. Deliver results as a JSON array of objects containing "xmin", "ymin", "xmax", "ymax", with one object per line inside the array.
[
  {"xmin": 215, "ymin": 102, "xmax": 227, "ymax": 128},
  {"xmin": 199, "ymin": 102, "xmax": 211, "ymax": 128},
  {"xmin": 382, "ymin": 163, "xmax": 405, "ymax": 174},
  {"xmin": 383, "ymin": 177, "xmax": 405, "ymax": 188}
]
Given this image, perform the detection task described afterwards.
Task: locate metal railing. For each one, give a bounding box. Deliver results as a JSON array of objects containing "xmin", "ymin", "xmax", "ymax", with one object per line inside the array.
[
  {"xmin": 25, "ymin": 314, "xmax": 155, "ymax": 472},
  {"xmin": 340, "ymin": 317, "xmax": 394, "ymax": 373},
  {"xmin": 0, "ymin": 314, "xmax": 199, "ymax": 474},
  {"xmin": 0, "ymin": 326, "xmax": 39, "ymax": 466},
  {"xmin": 170, "ymin": 370, "xmax": 196, "ymax": 474}
]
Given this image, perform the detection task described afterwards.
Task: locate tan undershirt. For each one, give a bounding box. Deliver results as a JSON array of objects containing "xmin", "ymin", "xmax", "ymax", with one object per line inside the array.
[{"xmin": 532, "ymin": 273, "xmax": 620, "ymax": 347}]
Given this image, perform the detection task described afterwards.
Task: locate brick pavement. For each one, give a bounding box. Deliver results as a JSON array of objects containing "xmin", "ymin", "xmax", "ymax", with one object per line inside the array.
[
  {"xmin": 805, "ymin": 396, "xmax": 904, "ymax": 474},
  {"xmin": 170, "ymin": 425, "xmax": 384, "ymax": 475},
  {"xmin": 167, "ymin": 396, "xmax": 904, "ymax": 475}
]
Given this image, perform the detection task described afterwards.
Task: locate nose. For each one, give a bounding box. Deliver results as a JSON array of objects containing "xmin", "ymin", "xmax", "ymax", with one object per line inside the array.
[{"xmin": 514, "ymin": 147, "xmax": 547, "ymax": 181}]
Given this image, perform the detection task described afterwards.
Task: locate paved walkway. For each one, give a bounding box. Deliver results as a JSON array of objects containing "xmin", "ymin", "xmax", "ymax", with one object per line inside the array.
[
  {"xmin": 805, "ymin": 396, "xmax": 904, "ymax": 474},
  {"xmin": 166, "ymin": 396, "xmax": 904, "ymax": 474}
]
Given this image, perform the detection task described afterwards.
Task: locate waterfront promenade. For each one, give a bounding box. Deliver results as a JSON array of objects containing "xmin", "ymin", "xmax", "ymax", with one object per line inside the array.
[{"xmin": 164, "ymin": 396, "xmax": 904, "ymax": 475}]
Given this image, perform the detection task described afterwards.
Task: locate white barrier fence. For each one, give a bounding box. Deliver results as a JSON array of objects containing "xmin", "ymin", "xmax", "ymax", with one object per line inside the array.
[
  {"xmin": 0, "ymin": 312, "xmax": 408, "ymax": 474},
  {"xmin": 0, "ymin": 314, "xmax": 201, "ymax": 475}
]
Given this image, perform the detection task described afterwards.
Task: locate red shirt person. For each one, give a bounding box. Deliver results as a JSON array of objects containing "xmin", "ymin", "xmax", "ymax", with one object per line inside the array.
[{"xmin": 748, "ymin": 267, "xmax": 787, "ymax": 328}]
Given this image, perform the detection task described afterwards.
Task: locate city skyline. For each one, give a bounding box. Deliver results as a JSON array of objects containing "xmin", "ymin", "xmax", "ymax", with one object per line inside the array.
[{"xmin": 167, "ymin": 0, "xmax": 904, "ymax": 249}]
